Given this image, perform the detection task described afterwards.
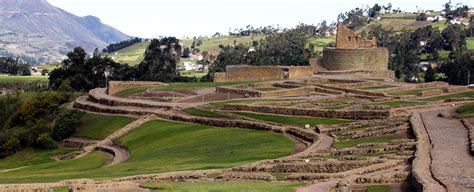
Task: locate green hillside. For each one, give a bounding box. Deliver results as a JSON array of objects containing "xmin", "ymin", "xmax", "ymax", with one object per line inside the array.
[
  {"xmin": 181, "ymin": 35, "xmax": 265, "ymax": 56},
  {"xmin": 107, "ymin": 41, "xmax": 150, "ymax": 65},
  {"xmin": 0, "ymin": 119, "xmax": 294, "ymax": 183}
]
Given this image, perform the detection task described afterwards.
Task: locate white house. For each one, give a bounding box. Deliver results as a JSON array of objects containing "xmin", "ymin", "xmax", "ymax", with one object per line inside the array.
[
  {"xmin": 184, "ymin": 62, "xmax": 197, "ymax": 71},
  {"xmin": 427, "ymin": 16, "xmax": 445, "ymax": 21}
]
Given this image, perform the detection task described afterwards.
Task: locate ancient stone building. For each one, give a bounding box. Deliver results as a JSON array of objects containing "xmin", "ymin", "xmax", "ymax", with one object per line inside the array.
[{"xmin": 323, "ymin": 24, "xmax": 389, "ymax": 71}]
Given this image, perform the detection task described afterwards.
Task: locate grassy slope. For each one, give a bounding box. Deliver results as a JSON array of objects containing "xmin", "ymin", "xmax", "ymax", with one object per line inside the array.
[
  {"xmin": 0, "ymin": 148, "xmax": 77, "ymax": 170},
  {"xmin": 0, "ymin": 120, "xmax": 294, "ymax": 183},
  {"xmin": 375, "ymin": 100, "xmax": 427, "ymax": 107},
  {"xmin": 183, "ymin": 107, "xmax": 227, "ymax": 118},
  {"xmin": 234, "ymin": 112, "xmax": 352, "ymax": 126},
  {"xmin": 141, "ymin": 181, "xmax": 302, "ymax": 192},
  {"xmin": 74, "ymin": 113, "xmax": 135, "ymax": 140},
  {"xmin": 107, "ymin": 41, "xmax": 150, "ymax": 66},
  {"xmin": 418, "ymin": 91, "xmax": 474, "ymax": 102},
  {"xmin": 456, "ymin": 102, "xmax": 474, "ymax": 118},
  {"xmin": 0, "ymin": 76, "xmax": 49, "ymax": 83},
  {"xmin": 306, "ymin": 36, "xmax": 336, "ymax": 52},
  {"xmin": 181, "ymin": 35, "xmax": 265, "ymax": 56}
]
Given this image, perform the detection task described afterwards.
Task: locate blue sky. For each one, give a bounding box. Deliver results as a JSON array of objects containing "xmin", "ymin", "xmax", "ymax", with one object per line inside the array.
[{"xmin": 47, "ymin": 0, "xmax": 472, "ymax": 38}]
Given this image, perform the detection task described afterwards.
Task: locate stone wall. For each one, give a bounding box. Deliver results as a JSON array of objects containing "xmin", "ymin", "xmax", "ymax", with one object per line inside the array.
[
  {"xmin": 214, "ymin": 65, "xmax": 284, "ymax": 82},
  {"xmin": 323, "ymin": 48, "xmax": 389, "ymax": 71},
  {"xmin": 288, "ymin": 66, "xmax": 315, "ymax": 79},
  {"xmin": 336, "ymin": 24, "xmax": 377, "ymax": 49},
  {"xmin": 410, "ymin": 113, "xmax": 446, "ymax": 191},
  {"xmin": 223, "ymin": 104, "xmax": 391, "ymax": 120},
  {"xmin": 214, "ymin": 65, "xmax": 314, "ymax": 82},
  {"xmin": 108, "ymin": 81, "xmax": 168, "ymax": 95},
  {"xmin": 315, "ymin": 70, "xmax": 395, "ymax": 78},
  {"xmin": 461, "ymin": 119, "xmax": 474, "ymax": 154}
]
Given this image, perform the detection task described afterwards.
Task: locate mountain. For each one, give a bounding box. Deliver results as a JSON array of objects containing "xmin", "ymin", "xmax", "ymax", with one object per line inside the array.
[{"xmin": 0, "ymin": 0, "xmax": 130, "ymax": 64}]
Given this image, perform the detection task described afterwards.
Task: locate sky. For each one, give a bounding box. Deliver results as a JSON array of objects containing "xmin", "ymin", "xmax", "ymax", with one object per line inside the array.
[{"xmin": 47, "ymin": 0, "xmax": 472, "ymax": 38}]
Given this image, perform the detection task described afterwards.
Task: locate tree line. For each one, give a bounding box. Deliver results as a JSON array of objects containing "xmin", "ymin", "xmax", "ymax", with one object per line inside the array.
[
  {"xmin": 102, "ymin": 37, "xmax": 143, "ymax": 53},
  {"xmin": 0, "ymin": 57, "xmax": 31, "ymax": 76}
]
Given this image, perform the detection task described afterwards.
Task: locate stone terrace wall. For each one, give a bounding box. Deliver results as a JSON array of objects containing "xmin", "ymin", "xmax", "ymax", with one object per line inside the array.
[
  {"xmin": 410, "ymin": 113, "xmax": 446, "ymax": 191},
  {"xmin": 108, "ymin": 81, "xmax": 168, "ymax": 95},
  {"xmin": 461, "ymin": 120, "xmax": 474, "ymax": 154},
  {"xmin": 261, "ymin": 87, "xmax": 313, "ymax": 98},
  {"xmin": 214, "ymin": 65, "xmax": 283, "ymax": 82},
  {"xmin": 323, "ymin": 48, "xmax": 389, "ymax": 71},
  {"xmin": 223, "ymin": 104, "xmax": 391, "ymax": 120},
  {"xmin": 288, "ymin": 66, "xmax": 315, "ymax": 79}
]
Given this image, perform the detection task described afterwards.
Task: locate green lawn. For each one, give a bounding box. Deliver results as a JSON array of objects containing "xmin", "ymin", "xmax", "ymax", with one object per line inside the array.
[
  {"xmin": 0, "ymin": 148, "xmax": 77, "ymax": 170},
  {"xmin": 468, "ymin": 37, "xmax": 474, "ymax": 50},
  {"xmin": 456, "ymin": 102, "xmax": 474, "ymax": 118},
  {"xmin": 418, "ymin": 91, "xmax": 474, "ymax": 102},
  {"xmin": 0, "ymin": 76, "xmax": 49, "ymax": 83},
  {"xmin": 367, "ymin": 185, "xmax": 390, "ymax": 192},
  {"xmin": 0, "ymin": 120, "xmax": 294, "ymax": 183},
  {"xmin": 210, "ymin": 98, "xmax": 297, "ymax": 109},
  {"xmin": 114, "ymin": 81, "xmax": 261, "ymax": 97},
  {"xmin": 183, "ymin": 107, "xmax": 227, "ymax": 118},
  {"xmin": 74, "ymin": 113, "xmax": 135, "ymax": 140},
  {"xmin": 359, "ymin": 85, "xmax": 396, "ymax": 90},
  {"xmin": 180, "ymin": 71, "xmax": 207, "ymax": 79},
  {"xmin": 141, "ymin": 181, "xmax": 302, "ymax": 192},
  {"xmin": 333, "ymin": 135, "xmax": 401, "ymax": 149},
  {"xmin": 234, "ymin": 112, "xmax": 352, "ymax": 126},
  {"xmin": 375, "ymin": 100, "xmax": 427, "ymax": 107}
]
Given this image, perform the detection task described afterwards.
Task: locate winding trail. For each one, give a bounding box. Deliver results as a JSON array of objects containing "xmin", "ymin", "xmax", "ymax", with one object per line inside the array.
[{"xmin": 421, "ymin": 108, "xmax": 474, "ymax": 191}]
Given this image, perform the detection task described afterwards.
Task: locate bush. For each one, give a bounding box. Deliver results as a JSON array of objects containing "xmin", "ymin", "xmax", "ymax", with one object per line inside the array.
[{"xmin": 51, "ymin": 110, "xmax": 84, "ymax": 141}]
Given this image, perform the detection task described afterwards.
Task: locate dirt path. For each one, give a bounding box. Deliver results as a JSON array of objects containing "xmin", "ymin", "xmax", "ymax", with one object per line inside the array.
[
  {"xmin": 296, "ymin": 181, "xmax": 338, "ymax": 192},
  {"xmin": 421, "ymin": 108, "xmax": 474, "ymax": 191}
]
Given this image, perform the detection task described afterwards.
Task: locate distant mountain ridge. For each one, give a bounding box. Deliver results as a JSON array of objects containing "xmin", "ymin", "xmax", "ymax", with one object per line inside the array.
[{"xmin": 0, "ymin": 0, "xmax": 130, "ymax": 64}]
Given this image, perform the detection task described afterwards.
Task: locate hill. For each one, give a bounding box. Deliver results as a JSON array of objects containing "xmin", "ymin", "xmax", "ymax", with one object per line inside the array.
[
  {"xmin": 0, "ymin": 0, "xmax": 129, "ymax": 64},
  {"xmin": 109, "ymin": 35, "xmax": 265, "ymax": 66}
]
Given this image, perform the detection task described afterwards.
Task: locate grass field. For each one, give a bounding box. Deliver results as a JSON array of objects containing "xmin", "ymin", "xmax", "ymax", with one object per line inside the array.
[
  {"xmin": 180, "ymin": 71, "xmax": 207, "ymax": 78},
  {"xmin": 74, "ymin": 113, "xmax": 135, "ymax": 140},
  {"xmin": 359, "ymin": 85, "xmax": 396, "ymax": 90},
  {"xmin": 183, "ymin": 107, "xmax": 227, "ymax": 118},
  {"xmin": 367, "ymin": 185, "xmax": 390, "ymax": 192},
  {"xmin": 456, "ymin": 102, "xmax": 474, "ymax": 118},
  {"xmin": 0, "ymin": 120, "xmax": 294, "ymax": 183},
  {"xmin": 375, "ymin": 100, "xmax": 427, "ymax": 107},
  {"xmin": 418, "ymin": 91, "xmax": 474, "ymax": 102},
  {"xmin": 181, "ymin": 35, "xmax": 265, "ymax": 56},
  {"xmin": 333, "ymin": 135, "xmax": 401, "ymax": 149},
  {"xmin": 114, "ymin": 81, "xmax": 260, "ymax": 97},
  {"xmin": 306, "ymin": 37, "xmax": 335, "ymax": 52},
  {"xmin": 107, "ymin": 42, "xmax": 150, "ymax": 65},
  {"xmin": 140, "ymin": 181, "xmax": 302, "ymax": 192},
  {"xmin": 0, "ymin": 76, "xmax": 48, "ymax": 83},
  {"xmin": 468, "ymin": 37, "xmax": 474, "ymax": 50},
  {"xmin": 37, "ymin": 64, "xmax": 60, "ymax": 71},
  {"xmin": 234, "ymin": 112, "xmax": 352, "ymax": 126},
  {"xmin": 0, "ymin": 148, "xmax": 77, "ymax": 170},
  {"xmin": 210, "ymin": 98, "xmax": 297, "ymax": 109}
]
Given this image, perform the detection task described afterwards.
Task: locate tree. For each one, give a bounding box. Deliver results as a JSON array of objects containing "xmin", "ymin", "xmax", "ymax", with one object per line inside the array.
[
  {"xmin": 368, "ymin": 4, "xmax": 382, "ymax": 18},
  {"xmin": 425, "ymin": 66, "xmax": 436, "ymax": 82},
  {"xmin": 416, "ymin": 13, "xmax": 428, "ymax": 21},
  {"xmin": 182, "ymin": 47, "xmax": 191, "ymax": 58},
  {"xmin": 51, "ymin": 110, "xmax": 84, "ymax": 141},
  {"xmin": 445, "ymin": 51, "xmax": 474, "ymax": 85},
  {"xmin": 339, "ymin": 8, "xmax": 369, "ymax": 31},
  {"xmin": 442, "ymin": 24, "xmax": 466, "ymax": 51},
  {"xmin": 135, "ymin": 37, "xmax": 181, "ymax": 82}
]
